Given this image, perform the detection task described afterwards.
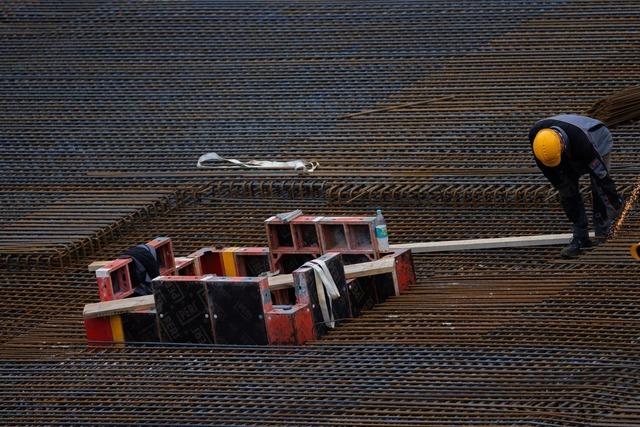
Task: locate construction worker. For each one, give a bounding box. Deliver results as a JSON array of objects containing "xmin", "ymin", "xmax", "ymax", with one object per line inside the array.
[{"xmin": 529, "ymin": 114, "xmax": 624, "ymax": 258}]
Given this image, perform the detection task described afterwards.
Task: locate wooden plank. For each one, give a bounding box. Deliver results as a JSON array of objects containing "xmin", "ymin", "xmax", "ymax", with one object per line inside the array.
[
  {"xmin": 84, "ymin": 295, "xmax": 155, "ymax": 319},
  {"xmin": 270, "ymin": 258, "xmax": 394, "ymax": 290},
  {"xmin": 84, "ymin": 257, "xmax": 396, "ymax": 318},
  {"xmin": 389, "ymin": 232, "xmax": 595, "ymax": 254},
  {"xmin": 88, "ymin": 261, "xmax": 109, "ymax": 272},
  {"xmin": 267, "ymin": 273, "xmax": 294, "ymax": 291},
  {"xmin": 344, "ymin": 257, "xmax": 395, "ymax": 278}
]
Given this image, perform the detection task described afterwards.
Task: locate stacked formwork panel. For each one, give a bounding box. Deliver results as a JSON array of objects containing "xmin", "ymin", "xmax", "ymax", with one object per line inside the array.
[
  {"xmin": 266, "ymin": 214, "xmax": 385, "ymax": 304},
  {"xmin": 82, "ymin": 219, "xmax": 416, "ymax": 346}
]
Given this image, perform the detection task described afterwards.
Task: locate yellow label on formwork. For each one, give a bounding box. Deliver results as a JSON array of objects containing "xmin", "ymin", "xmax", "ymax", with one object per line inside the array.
[
  {"xmin": 221, "ymin": 247, "xmax": 240, "ymax": 276},
  {"xmin": 109, "ymin": 315, "xmax": 125, "ymax": 344}
]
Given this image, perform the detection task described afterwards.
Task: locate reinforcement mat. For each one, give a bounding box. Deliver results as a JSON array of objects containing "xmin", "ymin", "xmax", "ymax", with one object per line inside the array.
[{"xmin": 2, "ymin": 1, "xmax": 640, "ymax": 424}]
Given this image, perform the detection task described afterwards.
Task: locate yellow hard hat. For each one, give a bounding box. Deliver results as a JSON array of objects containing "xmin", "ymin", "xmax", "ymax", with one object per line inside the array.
[{"xmin": 533, "ymin": 128, "xmax": 563, "ymax": 167}]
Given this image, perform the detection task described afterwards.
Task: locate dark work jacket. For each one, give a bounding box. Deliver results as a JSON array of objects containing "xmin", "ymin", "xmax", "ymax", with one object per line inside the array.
[
  {"xmin": 529, "ymin": 114, "xmax": 612, "ymax": 186},
  {"xmin": 118, "ymin": 244, "xmax": 160, "ymax": 296},
  {"xmin": 529, "ymin": 114, "xmax": 621, "ymax": 226}
]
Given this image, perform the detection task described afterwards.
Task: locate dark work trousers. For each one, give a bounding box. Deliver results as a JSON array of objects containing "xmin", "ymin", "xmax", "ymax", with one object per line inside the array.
[
  {"xmin": 590, "ymin": 153, "xmax": 613, "ymax": 235},
  {"xmin": 558, "ymin": 154, "xmax": 612, "ymax": 239}
]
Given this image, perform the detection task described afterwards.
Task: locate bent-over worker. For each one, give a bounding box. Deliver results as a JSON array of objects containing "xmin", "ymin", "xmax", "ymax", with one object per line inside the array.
[{"xmin": 529, "ymin": 114, "xmax": 624, "ymax": 258}]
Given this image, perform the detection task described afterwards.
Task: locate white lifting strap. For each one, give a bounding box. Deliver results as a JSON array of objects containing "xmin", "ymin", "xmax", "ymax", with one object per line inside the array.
[
  {"xmin": 197, "ymin": 152, "xmax": 318, "ymax": 173},
  {"xmin": 303, "ymin": 259, "xmax": 341, "ymax": 329}
]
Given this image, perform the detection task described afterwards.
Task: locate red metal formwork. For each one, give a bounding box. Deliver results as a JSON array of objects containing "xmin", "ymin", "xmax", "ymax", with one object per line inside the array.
[
  {"xmin": 175, "ymin": 256, "xmax": 201, "ymax": 276},
  {"xmin": 96, "ymin": 258, "xmax": 134, "ymax": 302},
  {"xmin": 317, "ymin": 216, "xmax": 380, "ymax": 261},
  {"xmin": 187, "ymin": 247, "xmax": 224, "ymax": 275},
  {"xmin": 266, "ymin": 215, "xmax": 323, "ymax": 275},
  {"xmin": 265, "ymin": 303, "xmax": 315, "ymax": 345},
  {"xmin": 233, "ymin": 247, "xmax": 270, "ymax": 277},
  {"xmin": 390, "ymin": 248, "xmax": 416, "ymax": 294},
  {"xmin": 147, "ymin": 237, "xmax": 176, "ymax": 276},
  {"xmin": 83, "ymin": 316, "xmax": 113, "ymax": 345},
  {"xmin": 380, "ymin": 248, "xmax": 417, "ymax": 296}
]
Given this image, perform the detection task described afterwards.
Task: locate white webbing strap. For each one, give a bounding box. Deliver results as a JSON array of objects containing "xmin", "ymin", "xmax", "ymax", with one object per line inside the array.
[
  {"xmin": 197, "ymin": 152, "xmax": 318, "ymax": 173},
  {"xmin": 303, "ymin": 259, "xmax": 341, "ymax": 328}
]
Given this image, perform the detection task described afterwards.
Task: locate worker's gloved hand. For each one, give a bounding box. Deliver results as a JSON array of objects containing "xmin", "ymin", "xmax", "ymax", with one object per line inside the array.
[
  {"xmin": 599, "ymin": 176, "xmax": 622, "ymax": 209},
  {"xmin": 595, "ymin": 196, "xmax": 626, "ymax": 243}
]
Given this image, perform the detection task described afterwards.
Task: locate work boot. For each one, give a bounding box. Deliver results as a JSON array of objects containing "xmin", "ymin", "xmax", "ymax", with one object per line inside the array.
[
  {"xmin": 560, "ymin": 237, "xmax": 593, "ymax": 258},
  {"xmin": 560, "ymin": 225, "xmax": 592, "ymax": 259}
]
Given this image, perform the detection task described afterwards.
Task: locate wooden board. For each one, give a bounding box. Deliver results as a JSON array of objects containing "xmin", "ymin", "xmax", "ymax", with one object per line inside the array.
[
  {"xmin": 88, "ymin": 261, "xmax": 109, "ymax": 272},
  {"xmin": 344, "ymin": 257, "xmax": 395, "ymax": 278},
  {"xmin": 84, "ymin": 295, "xmax": 155, "ymax": 318},
  {"xmin": 389, "ymin": 232, "xmax": 595, "ymax": 254},
  {"xmin": 266, "ymin": 257, "xmax": 395, "ymax": 290}
]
